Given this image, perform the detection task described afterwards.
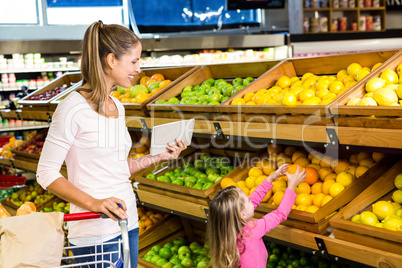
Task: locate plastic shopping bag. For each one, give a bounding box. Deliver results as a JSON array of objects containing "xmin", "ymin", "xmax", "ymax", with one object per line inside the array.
[{"xmin": 0, "ymin": 212, "xmax": 64, "ymax": 268}]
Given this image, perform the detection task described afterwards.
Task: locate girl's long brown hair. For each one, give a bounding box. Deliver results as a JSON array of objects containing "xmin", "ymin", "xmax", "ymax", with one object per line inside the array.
[
  {"xmin": 80, "ymin": 20, "xmax": 140, "ymax": 115},
  {"xmin": 207, "ymin": 186, "xmax": 247, "ymax": 267}
]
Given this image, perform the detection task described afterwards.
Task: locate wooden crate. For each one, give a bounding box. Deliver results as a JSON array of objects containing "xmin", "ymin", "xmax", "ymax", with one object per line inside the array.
[
  {"xmin": 49, "ymin": 80, "xmax": 83, "ymax": 111},
  {"xmin": 146, "ymin": 61, "xmax": 281, "ymax": 120},
  {"xmin": 227, "ymin": 149, "xmax": 398, "ymax": 234},
  {"xmin": 329, "ymin": 50, "xmax": 402, "ymax": 129},
  {"xmin": 330, "ymin": 159, "xmax": 402, "ymax": 255},
  {"xmin": 139, "ymin": 218, "xmax": 209, "ymax": 268},
  {"xmin": 133, "ymin": 146, "xmax": 253, "ymax": 201},
  {"xmin": 18, "ymin": 72, "xmax": 82, "ymax": 110},
  {"xmin": 219, "ymin": 50, "xmax": 400, "ymax": 124},
  {"xmin": 123, "ymin": 66, "xmax": 200, "ymax": 117}
]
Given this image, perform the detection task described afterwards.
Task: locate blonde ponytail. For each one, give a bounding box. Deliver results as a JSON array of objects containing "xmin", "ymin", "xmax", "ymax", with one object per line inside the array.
[{"xmin": 80, "ymin": 20, "xmax": 140, "ymax": 115}]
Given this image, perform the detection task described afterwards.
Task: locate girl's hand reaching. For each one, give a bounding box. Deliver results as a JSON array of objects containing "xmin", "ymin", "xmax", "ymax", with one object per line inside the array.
[
  {"xmin": 286, "ymin": 165, "xmax": 307, "ymax": 191},
  {"xmin": 266, "ymin": 164, "xmax": 289, "ymax": 183}
]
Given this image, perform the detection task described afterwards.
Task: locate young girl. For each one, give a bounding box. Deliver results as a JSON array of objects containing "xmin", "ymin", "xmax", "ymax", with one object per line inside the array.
[{"xmin": 207, "ymin": 164, "xmax": 306, "ymax": 268}]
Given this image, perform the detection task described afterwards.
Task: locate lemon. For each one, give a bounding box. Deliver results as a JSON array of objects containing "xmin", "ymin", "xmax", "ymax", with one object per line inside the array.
[
  {"xmin": 281, "ymin": 92, "xmax": 297, "ymax": 106},
  {"xmin": 397, "ymin": 64, "xmax": 402, "ymax": 73},
  {"xmin": 321, "ymin": 195, "xmax": 333, "ymax": 207},
  {"xmin": 392, "ymin": 190, "xmax": 402, "ymax": 204},
  {"xmin": 372, "ymin": 152, "xmax": 385, "ymax": 162},
  {"xmin": 295, "ymin": 193, "xmax": 312, "ymax": 206},
  {"xmin": 365, "ymin": 77, "xmax": 386, "ymax": 93},
  {"xmin": 231, "ymin": 98, "xmax": 245, "ymax": 105},
  {"xmin": 295, "ymin": 204, "xmax": 308, "ymax": 211},
  {"xmin": 395, "ymin": 174, "xmax": 402, "ymax": 190},
  {"xmin": 355, "ymin": 165, "xmax": 369, "ymax": 179},
  {"xmin": 346, "ymin": 97, "xmax": 361, "ymax": 106},
  {"xmin": 360, "ymin": 211, "xmax": 379, "ymax": 226},
  {"xmin": 359, "ymin": 157, "xmax": 375, "ymax": 168},
  {"xmin": 336, "ymin": 171, "xmax": 354, "ymax": 187},
  {"xmin": 313, "ymin": 193, "xmax": 325, "ymax": 207},
  {"xmin": 305, "ymin": 205, "xmax": 319, "ymax": 213},
  {"xmin": 383, "ymin": 216, "xmax": 402, "ymax": 231},
  {"xmin": 237, "ymin": 181, "xmax": 246, "ymax": 188},
  {"xmin": 316, "ymin": 79, "xmax": 330, "ymax": 91},
  {"xmin": 396, "ymin": 208, "xmax": 402, "ymax": 217},
  {"xmin": 380, "ymin": 69, "xmax": 399, "ymax": 84},
  {"xmin": 301, "ymin": 72, "xmax": 314, "ymax": 81},
  {"xmin": 351, "ymin": 214, "xmax": 361, "ymax": 223},
  {"xmin": 371, "ymin": 62, "xmax": 382, "ymax": 71},
  {"xmin": 358, "ymin": 97, "xmax": 378, "ymax": 106},
  {"xmin": 363, "ymin": 92, "xmax": 374, "ymax": 98},
  {"xmin": 329, "ymin": 81, "xmax": 345, "ymax": 95},
  {"xmin": 337, "ymin": 69, "xmax": 348, "ymax": 78},
  {"xmin": 347, "ymin": 63, "xmax": 362, "ymax": 76},
  {"xmin": 276, "ymin": 76, "xmax": 291, "ymax": 88},
  {"xmin": 329, "ymin": 182, "xmax": 345, "ymax": 197},
  {"xmin": 245, "ymin": 176, "xmax": 257, "ymax": 190},
  {"xmin": 383, "ymin": 84, "xmax": 399, "ymax": 91},
  {"xmin": 372, "ymin": 200, "xmax": 395, "ymax": 220},
  {"xmin": 373, "ymin": 88, "xmax": 398, "ymax": 106},
  {"xmin": 272, "ymin": 180, "xmax": 287, "ymax": 193},
  {"xmin": 272, "ymin": 191, "xmax": 285, "ymax": 206},
  {"xmin": 355, "ymin": 69, "xmax": 370, "ymax": 81},
  {"xmin": 374, "ymin": 222, "xmax": 384, "ymax": 228}
]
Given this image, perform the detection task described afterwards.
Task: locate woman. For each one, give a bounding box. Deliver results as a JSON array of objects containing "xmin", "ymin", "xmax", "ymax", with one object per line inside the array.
[{"xmin": 36, "ymin": 21, "xmax": 187, "ymax": 267}]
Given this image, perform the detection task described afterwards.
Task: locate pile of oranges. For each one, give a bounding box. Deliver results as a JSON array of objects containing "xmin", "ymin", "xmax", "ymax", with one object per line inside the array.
[
  {"xmin": 221, "ymin": 144, "xmax": 384, "ymax": 214},
  {"xmin": 137, "ymin": 206, "xmax": 168, "ymax": 234},
  {"xmin": 231, "ymin": 62, "xmax": 381, "ymax": 107},
  {"xmin": 110, "ymin": 73, "xmax": 172, "ymax": 104},
  {"xmin": 128, "ymin": 137, "xmax": 151, "ymax": 159}
]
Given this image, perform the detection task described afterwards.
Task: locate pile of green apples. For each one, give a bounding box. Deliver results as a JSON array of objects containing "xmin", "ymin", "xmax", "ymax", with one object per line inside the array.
[
  {"xmin": 142, "ymin": 236, "xmax": 211, "ymax": 268},
  {"xmin": 4, "ymin": 181, "xmax": 54, "ymax": 208},
  {"xmin": 155, "ymin": 77, "xmax": 254, "ymax": 105},
  {"xmin": 145, "ymin": 153, "xmax": 234, "ymax": 190}
]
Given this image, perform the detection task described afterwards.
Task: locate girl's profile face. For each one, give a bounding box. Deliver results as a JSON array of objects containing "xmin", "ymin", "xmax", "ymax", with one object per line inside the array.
[
  {"xmin": 239, "ymin": 190, "xmax": 254, "ymax": 220},
  {"xmin": 110, "ymin": 43, "xmax": 142, "ymax": 89}
]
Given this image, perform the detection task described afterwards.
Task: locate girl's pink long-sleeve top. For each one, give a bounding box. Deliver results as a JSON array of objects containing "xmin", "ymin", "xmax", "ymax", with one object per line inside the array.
[
  {"xmin": 36, "ymin": 91, "xmax": 138, "ymax": 241},
  {"xmin": 238, "ymin": 180, "xmax": 296, "ymax": 268}
]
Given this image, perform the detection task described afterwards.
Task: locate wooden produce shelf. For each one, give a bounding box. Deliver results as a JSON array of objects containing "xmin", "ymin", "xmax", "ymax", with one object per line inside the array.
[{"xmin": 11, "ymin": 159, "xmax": 67, "ymax": 178}]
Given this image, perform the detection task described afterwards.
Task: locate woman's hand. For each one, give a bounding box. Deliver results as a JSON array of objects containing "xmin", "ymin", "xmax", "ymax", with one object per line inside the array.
[
  {"xmin": 266, "ymin": 164, "xmax": 289, "ymax": 183},
  {"xmin": 90, "ymin": 197, "xmax": 128, "ymax": 221},
  {"xmin": 158, "ymin": 139, "xmax": 187, "ymax": 161}
]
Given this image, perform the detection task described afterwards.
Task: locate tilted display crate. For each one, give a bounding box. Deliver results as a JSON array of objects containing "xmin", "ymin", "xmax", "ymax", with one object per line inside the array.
[
  {"xmin": 329, "ymin": 50, "xmax": 402, "ymax": 129},
  {"xmin": 330, "ymin": 159, "xmax": 402, "ymax": 256},
  {"xmin": 146, "ymin": 61, "xmax": 281, "ymax": 120},
  {"xmin": 219, "ymin": 50, "xmax": 400, "ymax": 125}
]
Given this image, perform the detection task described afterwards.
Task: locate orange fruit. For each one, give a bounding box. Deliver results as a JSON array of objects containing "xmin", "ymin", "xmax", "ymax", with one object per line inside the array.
[
  {"xmin": 151, "ymin": 73, "xmax": 165, "ymax": 82},
  {"xmin": 255, "ymin": 175, "xmax": 267, "ymax": 187},
  {"xmin": 284, "ymin": 146, "xmax": 297, "ymax": 157},
  {"xmin": 304, "ymin": 167, "xmax": 319, "ymax": 185},
  {"xmin": 324, "ymin": 172, "xmax": 337, "ymax": 181},
  {"xmin": 334, "ymin": 160, "xmax": 351, "ymax": 174},
  {"xmin": 287, "ymin": 164, "xmax": 304, "ymax": 174},
  {"xmin": 306, "ymin": 163, "xmax": 320, "ymax": 171},
  {"xmin": 291, "ymin": 151, "xmax": 307, "ymax": 163},
  {"xmin": 135, "ymin": 93, "xmax": 149, "ymax": 104},
  {"xmin": 293, "ymin": 157, "xmax": 310, "ymax": 168},
  {"xmin": 357, "ymin": 151, "xmax": 371, "ymax": 162},
  {"xmin": 272, "ymin": 191, "xmax": 285, "ymax": 206},
  {"xmin": 16, "ymin": 202, "xmax": 36, "ymax": 216},
  {"xmin": 248, "ymin": 167, "xmax": 263, "ymax": 178},
  {"xmin": 272, "ymin": 180, "xmax": 287, "ymax": 193},
  {"xmin": 261, "ymin": 161, "xmax": 276, "ymax": 175},
  {"xmin": 140, "ymin": 76, "xmax": 151, "ymax": 86},
  {"xmin": 329, "ymin": 182, "xmax": 345, "ymax": 197},
  {"xmin": 262, "ymin": 190, "xmax": 273, "ymax": 202},
  {"xmin": 372, "ymin": 152, "xmax": 385, "ymax": 162},
  {"xmin": 237, "ymin": 181, "xmax": 246, "ymax": 188},
  {"xmin": 295, "ymin": 182, "xmax": 311, "ymax": 195},
  {"xmin": 359, "ymin": 158, "xmax": 375, "ymax": 168},
  {"xmin": 231, "ymin": 98, "xmax": 246, "ymax": 105},
  {"xmin": 320, "ymin": 156, "xmax": 334, "ymax": 168},
  {"xmin": 318, "ymin": 167, "xmax": 333, "ymax": 181},
  {"xmin": 159, "ymin": 80, "xmax": 172, "ymax": 88},
  {"xmin": 144, "ymin": 218, "xmax": 153, "ymax": 228},
  {"xmin": 311, "ymin": 182, "xmax": 323, "ymax": 195},
  {"xmin": 240, "ymin": 187, "xmax": 250, "ymax": 196},
  {"xmin": 220, "ymin": 178, "xmax": 237, "ymax": 189},
  {"xmin": 313, "ymin": 193, "xmax": 326, "ymax": 207},
  {"xmin": 267, "ymin": 143, "xmax": 282, "ymax": 154},
  {"xmin": 322, "ymin": 179, "xmax": 336, "ymax": 195},
  {"xmin": 110, "ymin": 91, "xmax": 121, "ymax": 98},
  {"xmin": 295, "ymin": 193, "xmax": 312, "ymax": 206}
]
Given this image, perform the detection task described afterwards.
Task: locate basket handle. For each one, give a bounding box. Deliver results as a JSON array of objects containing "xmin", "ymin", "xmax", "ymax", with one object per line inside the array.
[{"xmin": 63, "ymin": 212, "xmax": 102, "ymax": 222}]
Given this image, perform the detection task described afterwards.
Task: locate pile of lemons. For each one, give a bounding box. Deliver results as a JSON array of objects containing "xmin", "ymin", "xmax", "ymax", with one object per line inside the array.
[
  {"xmin": 230, "ymin": 62, "xmax": 377, "ymax": 107},
  {"xmin": 350, "ymin": 174, "xmax": 402, "ymax": 232},
  {"xmin": 221, "ymin": 144, "xmax": 383, "ymax": 214},
  {"xmin": 347, "ymin": 63, "xmax": 402, "ymax": 106}
]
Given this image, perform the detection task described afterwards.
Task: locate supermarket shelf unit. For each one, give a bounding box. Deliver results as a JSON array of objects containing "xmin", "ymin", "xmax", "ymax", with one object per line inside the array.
[{"xmin": 1, "ymin": 108, "xmax": 402, "ymax": 267}]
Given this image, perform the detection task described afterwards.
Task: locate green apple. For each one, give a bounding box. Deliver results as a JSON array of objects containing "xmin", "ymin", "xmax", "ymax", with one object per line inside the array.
[
  {"xmin": 192, "ymin": 183, "xmax": 203, "ymax": 190},
  {"xmin": 130, "ymin": 84, "xmax": 148, "ymax": 98},
  {"xmin": 148, "ymin": 81, "xmax": 161, "ymax": 93},
  {"xmin": 116, "ymin": 86, "xmax": 126, "ymax": 94},
  {"xmin": 169, "ymin": 254, "xmax": 181, "ymax": 265},
  {"xmin": 214, "ymin": 78, "xmax": 227, "ymax": 86},
  {"xmin": 180, "ymin": 257, "xmax": 194, "ymax": 268},
  {"xmin": 167, "ymin": 97, "xmax": 180, "ymax": 104},
  {"xmin": 172, "ymin": 264, "xmax": 185, "ymax": 268},
  {"xmin": 183, "ymin": 86, "xmax": 193, "ymax": 92},
  {"xmin": 202, "ymin": 78, "xmax": 215, "ymax": 87},
  {"xmin": 243, "ymin": 76, "xmax": 254, "ymax": 86},
  {"xmin": 146, "ymin": 174, "xmax": 156, "ymax": 180},
  {"xmin": 196, "ymin": 259, "xmax": 208, "ymax": 268},
  {"xmin": 177, "ymin": 245, "xmax": 191, "ymax": 256},
  {"xmin": 181, "ymin": 90, "xmax": 191, "ymax": 98},
  {"xmin": 221, "ymin": 84, "xmax": 234, "ymax": 97},
  {"xmin": 172, "ymin": 179, "xmax": 184, "ymax": 186},
  {"xmin": 174, "ymin": 168, "xmax": 182, "ymax": 174},
  {"xmin": 189, "ymin": 241, "xmax": 201, "ymax": 252},
  {"xmin": 164, "ymin": 242, "xmax": 173, "ymax": 249},
  {"xmin": 155, "ymin": 100, "xmax": 166, "ymax": 104},
  {"xmin": 159, "ymin": 247, "xmax": 172, "ymax": 259},
  {"xmin": 197, "ymin": 95, "xmax": 209, "ymax": 103},
  {"xmin": 205, "ymin": 167, "xmax": 219, "ymax": 176},
  {"xmin": 232, "ymin": 77, "xmax": 243, "ymax": 86},
  {"xmin": 170, "ymin": 244, "xmax": 180, "ymax": 255},
  {"xmin": 173, "ymin": 237, "xmax": 186, "ymax": 247},
  {"xmin": 202, "ymin": 182, "xmax": 213, "ymax": 190},
  {"xmin": 188, "ymin": 91, "xmax": 197, "ymax": 97},
  {"xmin": 155, "ymin": 258, "xmax": 169, "ymax": 267},
  {"xmin": 220, "ymin": 96, "xmax": 229, "ymax": 103},
  {"xmin": 144, "ymin": 255, "xmax": 153, "ymax": 262},
  {"xmin": 152, "ymin": 245, "xmax": 162, "ymax": 253},
  {"xmin": 200, "ymin": 153, "xmax": 211, "ymax": 160},
  {"xmin": 151, "ymin": 255, "xmax": 162, "ymax": 264},
  {"xmin": 192, "ymin": 85, "xmax": 200, "ymax": 91},
  {"xmin": 184, "ymin": 181, "xmax": 195, "ymax": 188},
  {"xmin": 197, "ymin": 177, "xmax": 207, "ymax": 184},
  {"xmin": 162, "ymin": 262, "xmax": 173, "ymax": 268}
]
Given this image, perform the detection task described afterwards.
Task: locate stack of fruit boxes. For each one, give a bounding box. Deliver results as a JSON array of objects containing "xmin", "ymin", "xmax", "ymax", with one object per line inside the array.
[
  {"xmin": 330, "ymin": 159, "xmax": 402, "ymax": 255},
  {"xmin": 219, "ymin": 50, "xmax": 400, "ymax": 125},
  {"xmin": 146, "ymin": 61, "xmax": 281, "ymax": 120},
  {"xmin": 329, "ymin": 50, "xmax": 402, "ymax": 129}
]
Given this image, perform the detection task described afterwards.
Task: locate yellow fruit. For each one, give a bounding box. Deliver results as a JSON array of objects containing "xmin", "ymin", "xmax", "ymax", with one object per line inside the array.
[
  {"xmin": 345, "ymin": 165, "xmax": 357, "ymax": 176},
  {"xmin": 359, "ymin": 158, "xmax": 375, "ymax": 168},
  {"xmin": 294, "ymin": 157, "xmax": 310, "ymax": 168},
  {"xmin": 372, "ymin": 152, "xmax": 385, "ymax": 162},
  {"xmin": 243, "ymin": 92, "xmax": 255, "ymax": 103},
  {"xmin": 249, "ymin": 187, "xmax": 256, "ymax": 196},
  {"xmin": 301, "ymin": 72, "xmax": 314, "ymax": 81},
  {"xmin": 272, "ymin": 180, "xmax": 287, "ymax": 193},
  {"xmin": 248, "ymin": 167, "xmax": 263, "ymax": 178},
  {"xmin": 394, "ymin": 174, "xmax": 402, "ymax": 190},
  {"xmin": 392, "ymin": 190, "xmax": 402, "ymax": 204},
  {"xmin": 277, "ymin": 76, "xmax": 292, "ymax": 88},
  {"xmin": 245, "ymin": 176, "xmax": 257, "ymax": 190},
  {"xmin": 363, "ymin": 92, "xmax": 374, "ymax": 98},
  {"xmin": 349, "ymin": 154, "xmax": 359, "ymax": 164},
  {"xmin": 305, "ymin": 205, "xmax": 319, "ymax": 213},
  {"xmin": 383, "ymin": 216, "xmax": 402, "ymax": 231},
  {"xmin": 336, "ymin": 171, "xmax": 354, "ymax": 187},
  {"xmin": 295, "ymin": 182, "xmax": 311, "ymax": 195},
  {"xmin": 351, "ymin": 214, "xmax": 361, "ymax": 223},
  {"xmin": 322, "ymin": 179, "xmax": 336, "ymax": 195},
  {"xmin": 355, "ymin": 69, "xmax": 370, "ymax": 81},
  {"xmin": 273, "ymin": 191, "xmax": 285, "ymax": 206},
  {"xmin": 371, "ymin": 62, "xmax": 382, "ymax": 71},
  {"xmin": 307, "ymin": 163, "xmax": 321, "ymax": 171},
  {"xmin": 241, "ymin": 187, "xmax": 250, "ymax": 196},
  {"xmin": 329, "ymin": 81, "xmax": 345, "ymax": 95},
  {"xmin": 313, "ymin": 193, "xmax": 325, "ymax": 207},
  {"xmin": 295, "ymin": 204, "xmax": 308, "ymax": 211},
  {"xmin": 360, "ymin": 211, "xmax": 379, "ymax": 226},
  {"xmin": 302, "ymin": 79, "xmax": 316, "ymax": 89},
  {"xmin": 320, "ymin": 156, "xmax": 334, "ymax": 168},
  {"xmin": 355, "ymin": 165, "xmax": 369, "ymax": 179},
  {"xmin": 372, "ymin": 201, "xmax": 395, "ymax": 220},
  {"xmin": 292, "ymin": 151, "xmax": 307, "ymax": 163},
  {"xmin": 329, "ymin": 182, "xmax": 345, "ymax": 197},
  {"xmin": 281, "ymin": 92, "xmax": 297, "ymax": 106},
  {"xmin": 397, "ymin": 64, "xmax": 402, "ymax": 73},
  {"xmin": 396, "ymin": 208, "xmax": 402, "ymax": 217},
  {"xmin": 324, "ymin": 173, "xmax": 337, "ymax": 182},
  {"xmin": 321, "ymin": 195, "xmax": 333, "ymax": 207},
  {"xmin": 245, "ymin": 101, "xmax": 256, "ymax": 105},
  {"xmin": 374, "ymin": 223, "xmax": 384, "ymax": 228},
  {"xmin": 284, "ymin": 146, "xmax": 297, "ymax": 157},
  {"xmin": 262, "ymin": 190, "xmax": 273, "ymax": 202},
  {"xmin": 380, "ymin": 69, "xmax": 399, "ymax": 84},
  {"xmin": 298, "ymin": 89, "xmax": 315, "ymax": 102},
  {"xmin": 391, "ymin": 202, "xmax": 401, "ymax": 210},
  {"xmin": 373, "ymin": 88, "xmax": 398, "ymax": 106},
  {"xmin": 295, "ymin": 193, "xmax": 312, "ymax": 206},
  {"xmin": 334, "ymin": 160, "xmax": 351, "ymax": 174},
  {"xmin": 346, "ymin": 97, "xmax": 361, "ymax": 105},
  {"xmin": 311, "ymin": 155, "xmax": 321, "ymax": 165},
  {"xmin": 319, "ymin": 167, "xmax": 333, "ymax": 181},
  {"xmin": 255, "ymin": 175, "xmax": 267, "ymax": 187},
  {"xmin": 237, "ymin": 181, "xmax": 246, "ymax": 188},
  {"xmin": 337, "ymin": 69, "xmax": 348, "ymax": 78},
  {"xmin": 359, "ymin": 97, "xmax": 378, "ymax": 106},
  {"xmin": 231, "ymin": 98, "xmax": 246, "ymax": 105},
  {"xmin": 347, "ymin": 63, "xmax": 362, "ymax": 76},
  {"xmin": 316, "ymin": 79, "xmax": 330, "ymax": 91},
  {"xmin": 311, "ymin": 182, "xmax": 323, "ymax": 195},
  {"xmin": 357, "ymin": 152, "xmax": 371, "ymax": 162}
]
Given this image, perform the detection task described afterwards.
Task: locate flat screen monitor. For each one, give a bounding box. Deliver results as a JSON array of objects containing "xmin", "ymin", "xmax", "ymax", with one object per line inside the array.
[{"xmin": 226, "ymin": 0, "xmax": 285, "ymax": 10}]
